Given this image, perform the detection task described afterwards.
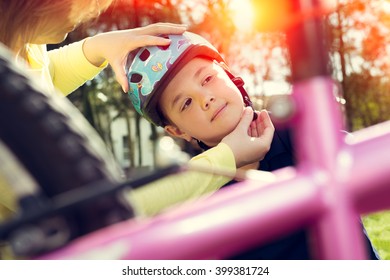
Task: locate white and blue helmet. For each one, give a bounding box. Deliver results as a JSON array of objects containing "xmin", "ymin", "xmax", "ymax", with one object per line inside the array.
[{"xmin": 126, "ymin": 31, "xmax": 252, "ymax": 126}]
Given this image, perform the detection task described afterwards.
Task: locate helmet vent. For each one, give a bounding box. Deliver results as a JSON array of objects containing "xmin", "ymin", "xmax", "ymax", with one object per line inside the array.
[
  {"xmin": 139, "ymin": 49, "xmax": 150, "ymax": 61},
  {"xmin": 158, "ymin": 45, "xmax": 169, "ymax": 51},
  {"xmin": 130, "ymin": 73, "xmax": 143, "ymax": 83},
  {"xmin": 158, "ymin": 35, "xmax": 170, "ymax": 50}
]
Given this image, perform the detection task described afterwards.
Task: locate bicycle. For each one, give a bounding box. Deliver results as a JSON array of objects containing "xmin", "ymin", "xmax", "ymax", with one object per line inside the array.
[{"xmin": 1, "ymin": 0, "xmax": 390, "ymax": 260}]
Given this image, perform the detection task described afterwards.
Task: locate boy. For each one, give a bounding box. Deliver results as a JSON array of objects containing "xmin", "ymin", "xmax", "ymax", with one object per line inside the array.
[
  {"xmin": 126, "ymin": 31, "xmax": 275, "ymax": 165},
  {"xmin": 126, "ymin": 32, "xmax": 377, "ymax": 259}
]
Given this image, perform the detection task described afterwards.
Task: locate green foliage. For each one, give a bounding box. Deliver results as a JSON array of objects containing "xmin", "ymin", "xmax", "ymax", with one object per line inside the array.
[
  {"xmin": 328, "ymin": 0, "xmax": 390, "ymax": 131},
  {"xmin": 343, "ymin": 72, "xmax": 390, "ymax": 131}
]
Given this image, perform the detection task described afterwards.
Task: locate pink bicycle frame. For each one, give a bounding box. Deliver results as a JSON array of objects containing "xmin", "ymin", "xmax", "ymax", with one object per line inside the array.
[{"xmin": 36, "ymin": 0, "xmax": 390, "ymax": 260}]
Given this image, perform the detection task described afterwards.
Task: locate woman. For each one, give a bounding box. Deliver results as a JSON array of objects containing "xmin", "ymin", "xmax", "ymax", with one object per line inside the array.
[
  {"xmin": 0, "ymin": 0, "xmax": 270, "ymax": 220},
  {"xmin": 0, "ymin": 0, "xmax": 187, "ymax": 94}
]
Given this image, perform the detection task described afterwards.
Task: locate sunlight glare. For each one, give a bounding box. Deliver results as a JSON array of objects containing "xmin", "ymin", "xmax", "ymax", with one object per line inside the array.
[
  {"xmin": 382, "ymin": 0, "xmax": 390, "ymax": 13},
  {"xmin": 230, "ymin": 0, "xmax": 254, "ymax": 32}
]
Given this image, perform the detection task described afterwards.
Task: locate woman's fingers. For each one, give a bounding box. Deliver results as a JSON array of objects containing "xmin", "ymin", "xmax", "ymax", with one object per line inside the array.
[{"xmin": 139, "ymin": 22, "xmax": 187, "ymax": 35}]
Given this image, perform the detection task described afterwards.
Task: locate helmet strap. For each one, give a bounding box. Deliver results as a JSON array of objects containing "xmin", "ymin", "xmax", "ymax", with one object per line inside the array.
[
  {"xmin": 196, "ymin": 138, "xmax": 211, "ymax": 151},
  {"xmin": 217, "ymin": 61, "xmax": 257, "ymax": 120}
]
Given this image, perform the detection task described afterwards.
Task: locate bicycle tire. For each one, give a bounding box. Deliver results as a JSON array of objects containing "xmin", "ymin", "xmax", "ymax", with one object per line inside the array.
[{"xmin": 0, "ymin": 44, "xmax": 132, "ymax": 249}]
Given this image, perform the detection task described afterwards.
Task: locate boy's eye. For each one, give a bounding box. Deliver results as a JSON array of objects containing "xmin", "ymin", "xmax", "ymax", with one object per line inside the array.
[
  {"xmin": 202, "ymin": 75, "xmax": 213, "ymax": 86},
  {"xmin": 181, "ymin": 98, "xmax": 192, "ymax": 111}
]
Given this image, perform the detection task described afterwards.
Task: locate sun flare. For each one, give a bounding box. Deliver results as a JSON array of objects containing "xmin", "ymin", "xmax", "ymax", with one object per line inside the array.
[{"xmin": 230, "ymin": 0, "xmax": 255, "ymax": 32}]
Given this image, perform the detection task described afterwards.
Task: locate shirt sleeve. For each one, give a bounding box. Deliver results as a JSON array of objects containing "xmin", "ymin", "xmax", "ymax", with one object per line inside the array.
[
  {"xmin": 47, "ymin": 40, "xmax": 107, "ymax": 96},
  {"xmin": 126, "ymin": 142, "xmax": 236, "ymax": 217}
]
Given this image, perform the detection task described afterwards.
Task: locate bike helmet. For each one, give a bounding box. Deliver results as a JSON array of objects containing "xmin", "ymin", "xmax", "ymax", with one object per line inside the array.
[{"xmin": 126, "ymin": 31, "xmax": 253, "ymax": 127}]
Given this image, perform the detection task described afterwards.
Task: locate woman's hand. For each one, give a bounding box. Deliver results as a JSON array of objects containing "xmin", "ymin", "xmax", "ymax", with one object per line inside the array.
[
  {"xmin": 82, "ymin": 22, "xmax": 187, "ymax": 92},
  {"xmin": 222, "ymin": 108, "xmax": 274, "ymax": 168}
]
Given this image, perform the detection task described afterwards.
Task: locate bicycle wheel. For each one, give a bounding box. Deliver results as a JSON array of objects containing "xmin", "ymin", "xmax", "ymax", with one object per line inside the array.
[{"xmin": 0, "ymin": 44, "xmax": 132, "ymax": 255}]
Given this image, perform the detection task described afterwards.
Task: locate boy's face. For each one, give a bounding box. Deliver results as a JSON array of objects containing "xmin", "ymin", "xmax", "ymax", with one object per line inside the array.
[{"xmin": 160, "ymin": 57, "xmax": 244, "ymax": 147}]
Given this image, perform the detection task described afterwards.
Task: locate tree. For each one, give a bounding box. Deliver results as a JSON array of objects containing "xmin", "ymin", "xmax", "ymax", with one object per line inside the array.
[{"xmin": 328, "ymin": 0, "xmax": 390, "ymax": 131}]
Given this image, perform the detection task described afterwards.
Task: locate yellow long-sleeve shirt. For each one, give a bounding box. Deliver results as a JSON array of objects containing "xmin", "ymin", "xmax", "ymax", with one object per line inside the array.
[
  {"xmin": 26, "ymin": 41, "xmax": 105, "ymax": 95},
  {"xmin": 128, "ymin": 142, "xmax": 235, "ymax": 217}
]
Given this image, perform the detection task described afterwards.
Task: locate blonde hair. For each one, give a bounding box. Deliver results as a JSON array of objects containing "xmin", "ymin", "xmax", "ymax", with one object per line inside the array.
[{"xmin": 0, "ymin": 0, "xmax": 113, "ymax": 58}]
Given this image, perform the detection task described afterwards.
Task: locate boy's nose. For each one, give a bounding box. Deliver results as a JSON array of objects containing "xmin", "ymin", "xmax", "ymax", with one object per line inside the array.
[{"xmin": 203, "ymin": 96, "xmax": 215, "ymax": 109}]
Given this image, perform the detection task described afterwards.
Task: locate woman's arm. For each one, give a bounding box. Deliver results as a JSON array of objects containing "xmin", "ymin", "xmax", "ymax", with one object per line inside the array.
[
  {"xmin": 48, "ymin": 40, "xmax": 105, "ymax": 95},
  {"xmin": 127, "ymin": 142, "xmax": 236, "ymax": 217},
  {"xmin": 128, "ymin": 108, "xmax": 275, "ymax": 217}
]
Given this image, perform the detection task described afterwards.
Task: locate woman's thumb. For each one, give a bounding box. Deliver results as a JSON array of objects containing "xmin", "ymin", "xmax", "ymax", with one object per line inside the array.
[
  {"xmin": 236, "ymin": 107, "xmax": 254, "ymax": 130},
  {"xmin": 111, "ymin": 62, "xmax": 129, "ymax": 93}
]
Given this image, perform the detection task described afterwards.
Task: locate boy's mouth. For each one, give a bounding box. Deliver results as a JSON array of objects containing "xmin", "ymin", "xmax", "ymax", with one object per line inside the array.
[{"xmin": 211, "ymin": 104, "xmax": 227, "ymax": 122}]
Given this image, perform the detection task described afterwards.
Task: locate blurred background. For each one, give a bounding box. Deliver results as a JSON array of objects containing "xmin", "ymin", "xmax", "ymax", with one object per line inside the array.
[{"xmin": 51, "ymin": 0, "xmax": 390, "ymax": 176}]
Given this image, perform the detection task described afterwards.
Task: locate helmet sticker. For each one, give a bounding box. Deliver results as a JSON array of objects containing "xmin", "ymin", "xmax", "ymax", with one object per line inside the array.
[{"xmin": 151, "ymin": 62, "xmax": 163, "ymax": 72}]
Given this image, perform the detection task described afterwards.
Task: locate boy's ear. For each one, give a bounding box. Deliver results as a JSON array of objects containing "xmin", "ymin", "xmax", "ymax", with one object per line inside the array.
[{"xmin": 164, "ymin": 125, "xmax": 192, "ymax": 142}]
